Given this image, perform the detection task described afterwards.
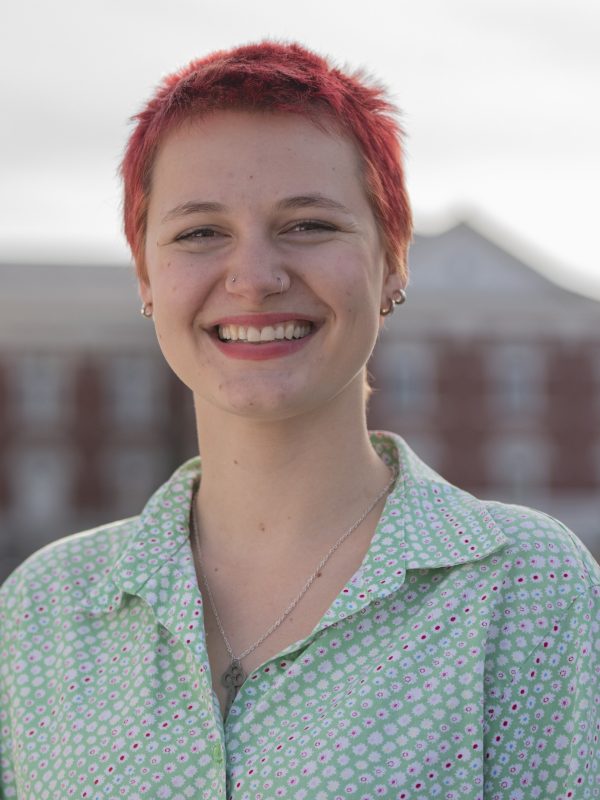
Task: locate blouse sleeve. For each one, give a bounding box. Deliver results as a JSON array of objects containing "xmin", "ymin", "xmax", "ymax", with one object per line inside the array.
[
  {"xmin": 0, "ymin": 584, "xmax": 17, "ymax": 799},
  {"xmin": 483, "ymin": 582, "xmax": 600, "ymax": 799}
]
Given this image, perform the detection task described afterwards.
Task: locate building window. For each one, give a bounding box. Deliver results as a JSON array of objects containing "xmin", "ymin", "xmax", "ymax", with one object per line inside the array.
[
  {"xmin": 486, "ymin": 434, "xmax": 551, "ymax": 497},
  {"xmin": 592, "ymin": 355, "xmax": 600, "ymax": 413},
  {"xmin": 12, "ymin": 353, "xmax": 72, "ymax": 428},
  {"xmin": 105, "ymin": 355, "xmax": 166, "ymax": 429},
  {"xmin": 486, "ymin": 344, "xmax": 546, "ymax": 417},
  {"xmin": 11, "ymin": 445, "xmax": 74, "ymax": 524},
  {"xmin": 592, "ymin": 441, "xmax": 600, "ymax": 485},
  {"xmin": 102, "ymin": 445, "xmax": 166, "ymax": 517},
  {"xmin": 376, "ymin": 342, "xmax": 437, "ymax": 415}
]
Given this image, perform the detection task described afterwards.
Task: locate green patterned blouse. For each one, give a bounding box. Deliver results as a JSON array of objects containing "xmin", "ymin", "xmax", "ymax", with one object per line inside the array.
[{"xmin": 1, "ymin": 432, "xmax": 599, "ymax": 799}]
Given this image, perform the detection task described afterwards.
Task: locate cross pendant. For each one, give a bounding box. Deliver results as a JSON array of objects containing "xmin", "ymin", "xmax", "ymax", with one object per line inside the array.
[{"xmin": 221, "ymin": 659, "xmax": 245, "ymax": 715}]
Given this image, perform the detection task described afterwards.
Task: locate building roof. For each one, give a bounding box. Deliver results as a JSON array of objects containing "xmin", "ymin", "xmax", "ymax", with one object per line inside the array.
[{"xmin": 395, "ymin": 221, "xmax": 600, "ymax": 339}]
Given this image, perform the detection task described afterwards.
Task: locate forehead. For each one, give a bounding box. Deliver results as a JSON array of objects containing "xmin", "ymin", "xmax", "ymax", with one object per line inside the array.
[{"xmin": 148, "ymin": 110, "xmax": 368, "ymax": 208}]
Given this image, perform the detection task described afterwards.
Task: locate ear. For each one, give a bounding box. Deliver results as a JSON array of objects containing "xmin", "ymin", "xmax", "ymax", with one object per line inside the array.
[
  {"xmin": 380, "ymin": 263, "xmax": 405, "ymax": 308},
  {"xmin": 137, "ymin": 270, "xmax": 152, "ymax": 307}
]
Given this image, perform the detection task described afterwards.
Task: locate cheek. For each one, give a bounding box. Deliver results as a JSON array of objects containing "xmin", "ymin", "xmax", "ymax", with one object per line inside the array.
[
  {"xmin": 323, "ymin": 251, "xmax": 378, "ymax": 298},
  {"xmin": 152, "ymin": 262, "xmax": 208, "ymax": 311},
  {"xmin": 342, "ymin": 269, "xmax": 382, "ymax": 319}
]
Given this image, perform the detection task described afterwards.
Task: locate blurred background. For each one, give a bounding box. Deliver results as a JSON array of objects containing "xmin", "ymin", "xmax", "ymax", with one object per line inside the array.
[{"xmin": 1, "ymin": 0, "xmax": 599, "ymax": 581}]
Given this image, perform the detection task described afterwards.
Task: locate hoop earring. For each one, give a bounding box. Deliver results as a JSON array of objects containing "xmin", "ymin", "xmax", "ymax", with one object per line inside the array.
[
  {"xmin": 140, "ymin": 302, "xmax": 153, "ymax": 318},
  {"xmin": 379, "ymin": 288, "xmax": 406, "ymax": 317}
]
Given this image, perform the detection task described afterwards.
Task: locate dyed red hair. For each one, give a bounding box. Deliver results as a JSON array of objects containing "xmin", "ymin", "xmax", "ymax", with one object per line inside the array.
[{"xmin": 121, "ymin": 41, "xmax": 412, "ymax": 280}]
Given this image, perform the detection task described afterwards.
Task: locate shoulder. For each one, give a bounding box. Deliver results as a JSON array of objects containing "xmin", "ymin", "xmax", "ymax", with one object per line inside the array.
[
  {"xmin": 0, "ymin": 456, "xmax": 201, "ymax": 629},
  {"xmin": 482, "ymin": 498, "xmax": 600, "ymax": 593},
  {"xmin": 374, "ymin": 431, "xmax": 600, "ymax": 594},
  {"xmin": 0, "ymin": 516, "xmax": 137, "ymax": 621},
  {"xmin": 469, "ymin": 497, "xmax": 600, "ymax": 671}
]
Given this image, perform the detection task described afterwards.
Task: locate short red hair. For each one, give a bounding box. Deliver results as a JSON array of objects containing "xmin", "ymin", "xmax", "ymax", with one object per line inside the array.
[{"xmin": 121, "ymin": 41, "xmax": 412, "ymax": 281}]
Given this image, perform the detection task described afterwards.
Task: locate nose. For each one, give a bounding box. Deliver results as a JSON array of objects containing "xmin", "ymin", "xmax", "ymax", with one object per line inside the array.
[{"xmin": 225, "ymin": 235, "xmax": 290, "ymax": 302}]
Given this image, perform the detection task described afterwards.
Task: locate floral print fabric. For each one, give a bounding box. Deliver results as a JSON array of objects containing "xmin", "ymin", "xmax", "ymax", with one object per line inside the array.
[{"xmin": 1, "ymin": 431, "xmax": 599, "ymax": 799}]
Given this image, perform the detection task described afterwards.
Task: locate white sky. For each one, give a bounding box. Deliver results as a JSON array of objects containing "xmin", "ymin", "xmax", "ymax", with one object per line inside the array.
[{"xmin": 1, "ymin": 0, "xmax": 599, "ymax": 298}]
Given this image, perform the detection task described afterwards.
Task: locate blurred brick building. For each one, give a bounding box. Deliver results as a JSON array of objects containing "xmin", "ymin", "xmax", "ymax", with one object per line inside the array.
[
  {"xmin": 370, "ymin": 222, "xmax": 600, "ymax": 559},
  {"xmin": 1, "ymin": 221, "xmax": 599, "ymax": 582},
  {"xmin": 0, "ymin": 263, "xmax": 196, "ymax": 581}
]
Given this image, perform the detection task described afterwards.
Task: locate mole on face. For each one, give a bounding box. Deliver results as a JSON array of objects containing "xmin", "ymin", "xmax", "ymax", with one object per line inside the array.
[{"xmin": 258, "ymin": 523, "xmax": 266, "ymax": 532}]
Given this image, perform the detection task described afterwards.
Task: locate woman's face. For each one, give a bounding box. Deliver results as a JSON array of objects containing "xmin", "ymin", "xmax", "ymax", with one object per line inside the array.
[{"xmin": 141, "ymin": 110, "xmax": 402, "ymax": 421}]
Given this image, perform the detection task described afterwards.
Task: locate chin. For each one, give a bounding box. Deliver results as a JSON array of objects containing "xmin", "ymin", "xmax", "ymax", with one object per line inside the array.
[
  {"xmin": 194, "ymin": 364, "xmax": 362, "ymax": 423},
  {"xmin": 206, "ymin": 376, "xmax": 315, "ymax": 420}
]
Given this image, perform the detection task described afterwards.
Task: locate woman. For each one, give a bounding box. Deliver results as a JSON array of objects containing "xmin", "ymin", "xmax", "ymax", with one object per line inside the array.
[{"xmin": 1, "ymin": 41, "xmax": 598, "ymax": 800}]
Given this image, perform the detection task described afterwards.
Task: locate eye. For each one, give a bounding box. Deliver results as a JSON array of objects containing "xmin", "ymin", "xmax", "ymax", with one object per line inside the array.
[
  {"xmin": 286, "ymin": 219, "xmax": 338, "ymax": 234},
  {"xmin": 175, "ymin": 227, "xmax": 225, "ymax": 242}
]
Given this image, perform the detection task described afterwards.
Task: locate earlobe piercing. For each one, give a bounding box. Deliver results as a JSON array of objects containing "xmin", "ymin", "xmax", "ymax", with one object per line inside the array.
[
  {"xmin": 140, "ymin": 302, "xmax": 153, "ymax": 318},
  {"xmin": 379, "ymin": 288, "xmax": 406, "ymax": 317}
]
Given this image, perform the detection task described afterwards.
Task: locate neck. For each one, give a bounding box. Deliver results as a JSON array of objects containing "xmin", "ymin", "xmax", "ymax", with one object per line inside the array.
[{"xmin": 193, "ymin": 388, "xmax": 392, "ymax": 558}]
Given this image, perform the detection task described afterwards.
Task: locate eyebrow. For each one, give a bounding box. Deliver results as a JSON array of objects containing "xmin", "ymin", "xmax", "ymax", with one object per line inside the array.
[
  {"xmin": 161, "ymin": 201, "xmax": 225, "ymax": 224},
  {"xmin": 161, "ymin": 194, "xmax": 353, "ymax": 224},
  {"xmin": 275, "ymin": 194, "xmax": 353, "ymax": 215}
]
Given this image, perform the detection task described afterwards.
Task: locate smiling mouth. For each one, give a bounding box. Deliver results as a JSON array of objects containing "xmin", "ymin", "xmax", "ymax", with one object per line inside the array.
[{"xmin": 216, "ymin": 321, "xmax": 314, "ymax": 343}]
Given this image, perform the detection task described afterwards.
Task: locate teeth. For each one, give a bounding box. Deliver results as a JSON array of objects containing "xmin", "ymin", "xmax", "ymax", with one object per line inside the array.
[{"xmin": 217, "ymin": 321, "xmax": 312, "ymax": 343}]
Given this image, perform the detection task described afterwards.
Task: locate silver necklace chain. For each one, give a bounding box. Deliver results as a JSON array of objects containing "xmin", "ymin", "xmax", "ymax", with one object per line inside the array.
[{"xmin": 189, "ymin": 468, "xmax": 397, "ymax": 684}]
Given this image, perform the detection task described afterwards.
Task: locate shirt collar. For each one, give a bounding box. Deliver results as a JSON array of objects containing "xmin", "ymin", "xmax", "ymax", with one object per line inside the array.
[
  {"xmin": 304, "ymin": 431, "xmax": 509, "ymax": 636},
  {"xmin": 81, "ymin": 432, "xmax": 509, "ymax": 618},
  {"xmin": 371, "ymin": 431, "xmax": 509, "ymax": 569},
  {"xmin": 80, "ymin": 459, "xmax": 199, "ymax": 617}
]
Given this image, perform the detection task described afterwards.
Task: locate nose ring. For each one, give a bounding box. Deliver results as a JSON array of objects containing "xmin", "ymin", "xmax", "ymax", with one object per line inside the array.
[{"xmin": 230, "ymin": 275, "xmax": 237, "ymax": 284}]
